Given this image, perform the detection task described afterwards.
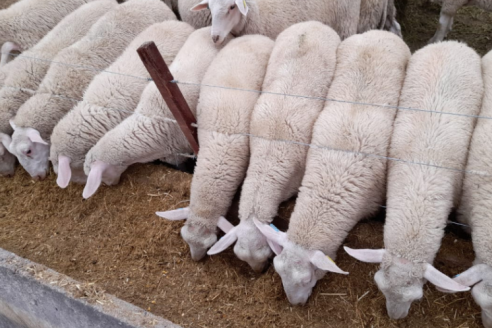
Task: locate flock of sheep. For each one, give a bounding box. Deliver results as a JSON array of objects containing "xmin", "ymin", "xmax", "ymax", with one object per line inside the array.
[{"xmin": 1, "ymin": 0, "xmax": 492, "ymax": 326}]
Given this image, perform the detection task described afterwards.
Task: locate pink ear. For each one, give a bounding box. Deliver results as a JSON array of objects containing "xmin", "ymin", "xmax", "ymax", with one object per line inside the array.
[
  {"xmin": 207, "ymin": 227, "xmax": 238, "ymax": 255},
  {"xmin": 266, "ymin": 239, "xmax": 283, "ymax": 256},
  {"xmin": 25, "ymin": 128, "xmax": 48, "ymax": 145},
  {"xmin": 190, "ymin": 0, "xmax": 208, "ymax": 11},
  {"xmin": 343, "ymin": 246, "xmax": 385, "ymax": 263},
  {"xmin": 56, "ymin": 155, "xmax": 72, "ymax": 188},
  {"xmin": 252, "ymin": 217, "xmax": 287, "ymax": 247},
  {"xmin": 82, "ymin": 161, "xmax": 108, "ymax": 199},
  {"xmin": 424, "ymin": 263, "xmax": 470, "ymax": 292},
  {"xmin": 156, "ymin": 207, "xmax": 190, "ymax": 220},
  {"xmin": 309, "ymin": 250, "xmax": 348, "ymax": 274},
  {"xmin": 453, "ymin": 264, "xmax": 490, "ymax": 287},
  {"xmin": 0, "ymin": 133, "xmax": 12, "ymax": 152},
  {"xmin": 235, "ymin": 0, "xmax": 248, "ymax": 15},
  {"xmin": 217, "ymin": 216, "xmax": 234, "ymax": 233},
  {"xmin": 9, "ymin": 120, "xmax": 17, "ymax": 131}
]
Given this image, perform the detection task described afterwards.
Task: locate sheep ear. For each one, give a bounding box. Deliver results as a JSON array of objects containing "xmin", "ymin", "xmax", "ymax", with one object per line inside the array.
[
  {"xmin": 253, "ymin": 217, "xmax": 287, "ymax": 247},
  {"xmin": 83, "ymin": 161, "xmax": 108, "ymax": 199},
  {"xmin": 344, "ymin": 246, "xmax": 385, "ymax": 263},
  {"xmin": 25, "ymin": 128, "xmax": 48, "ymax": 145},
  {"xmin": 217, "ymin": 216, "xmax": 234, "ymax": 233},
  {"xmin": 266, "ymin": 238, "xmax": 283, "ymax": 255},
  {"xmin": 453, "ymin": 264, "xmax": 490, "ymax": 287},
  {"xmin": 0, "ymin": 133, "xmax": 12, "ymax": 152},
  {"xmin": 56, "ymin": 155, "xmax": 72, "ymax": 188},
  {"xmin": 309, "ymin": 250, "xmax": 348, "ymax": 274},
  {"xmin": 190, "ymin": 0, "xmax": 209, "ymax": 11},
  {"xmin": 9, "ymin": 120, "xmax": 17, "ymax": 131},
  {"xmin": 156, "ymin": 207, "xmax": 190, "ymax": 220},
  {"xmin": 424, "ymin": 263, "xmax": 470, "ymax": 292},
  {"xmin": 235, "ymin": 0, "xmax": 248, "ymax": 15},
  {"xmin": 207, "ymin": 226, "xmax": 238, "ymax": 255}
]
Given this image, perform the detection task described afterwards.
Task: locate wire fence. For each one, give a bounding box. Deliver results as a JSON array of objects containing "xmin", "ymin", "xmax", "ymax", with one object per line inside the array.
[{"xmin": 1, "ymin": 50, "xmax": 485, "ymax": 228}]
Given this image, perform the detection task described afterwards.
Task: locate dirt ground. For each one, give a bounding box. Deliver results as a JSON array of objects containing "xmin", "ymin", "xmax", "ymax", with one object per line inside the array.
[{"xmin": 1, "ymin": 1, "xmax": 491, "ymax": 328}]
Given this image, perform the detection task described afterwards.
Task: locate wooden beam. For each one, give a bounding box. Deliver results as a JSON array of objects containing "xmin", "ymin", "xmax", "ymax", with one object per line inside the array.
[{"xmin": 137, "ymin": 41, "xmax": 199, "ymax": 155}]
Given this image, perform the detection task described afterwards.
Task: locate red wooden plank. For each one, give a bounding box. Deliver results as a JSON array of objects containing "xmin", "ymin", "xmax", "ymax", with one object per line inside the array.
[{"xmin": 137, "ymin": 41, "xmax": 199, "ymax": 155}]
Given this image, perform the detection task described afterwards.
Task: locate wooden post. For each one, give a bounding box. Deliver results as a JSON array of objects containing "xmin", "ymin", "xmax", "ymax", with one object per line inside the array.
[{"xmin": 137, "ymin": 41, "xmax": 199, "ymax": 155}]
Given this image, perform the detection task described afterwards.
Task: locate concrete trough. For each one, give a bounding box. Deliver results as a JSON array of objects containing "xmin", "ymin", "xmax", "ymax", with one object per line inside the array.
[{"xmin": 0, "ymin": 248, "xmax": 181, "ymax": 328}]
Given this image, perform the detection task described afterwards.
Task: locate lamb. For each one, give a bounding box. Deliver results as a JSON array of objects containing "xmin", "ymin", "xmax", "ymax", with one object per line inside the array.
[
  {"xmin": 190, "ymin": 0, "xmax": 361, "ymax": 44},
  {"xmin": 0, "ymin": 0, "xmax": 92, "ymax": 66},
  {"xmin": 344, "ymin": 41, "xmax": 483, "ymax": 319},
  {"xmin": 429, "ymin": 0, "xmax": 492, "ymax": 43},
  {"xmin": 81, "ymin": 26, "xmax": 228, "ymax": 199},
  {"xmin": 50, "ymin": 21, "xmax": 193, "ymax": 189},
  {"xmin": 158, "ymin": 35, "xmax": 275, "ymax": 261},
  {"xmin": 0, "ymin": 0, "xmax": 117, "ymax": 177},
  {"xmin": 254, "ymin": 30, "xmax": 412, "ymax": 305},
  {"xmin": 447, "ymin": 51, "xmax": 492, "ymax": 328},
  {"xmin": 207, "ymin": 22, "xmax": 341, "ymax": 272},
  {"xmin": 7, "ymin": 0, "xmax": 176, "ymax": 180}
]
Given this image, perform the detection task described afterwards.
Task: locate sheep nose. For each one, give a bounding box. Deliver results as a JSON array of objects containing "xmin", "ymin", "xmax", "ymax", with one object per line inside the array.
[{"xmin": 212, "ymin": 35, "xmax": 219, "ymax": 43}]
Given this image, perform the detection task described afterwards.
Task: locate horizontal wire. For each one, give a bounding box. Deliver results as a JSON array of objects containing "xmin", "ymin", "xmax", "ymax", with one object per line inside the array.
[
  {"xmin": 1, "ymin": 51, "xmax": 152, "ymax": 82},
  {"xmin": 172, "ymin": 80, "xmax": 492, "ymax": 121}
]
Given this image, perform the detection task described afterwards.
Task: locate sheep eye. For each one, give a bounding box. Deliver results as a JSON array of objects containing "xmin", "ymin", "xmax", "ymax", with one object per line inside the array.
[
  {"xmin": 230, "ymin": 4, "xmax": 236, "ymax": 10},
  {"xmin": 26, "ymin": 150, "xmax": 31, "ymax": 155}
]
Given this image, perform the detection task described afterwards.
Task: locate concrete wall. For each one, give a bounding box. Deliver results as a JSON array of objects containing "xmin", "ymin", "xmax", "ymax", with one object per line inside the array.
[{"xmin": 0, "ymin": 248, "xmax": 181, "ymax": 328}]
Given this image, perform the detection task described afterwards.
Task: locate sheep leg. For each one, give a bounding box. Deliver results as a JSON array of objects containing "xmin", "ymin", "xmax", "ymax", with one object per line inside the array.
[
  {"xmin": 0, "ymin": 42, "xmax": 21, "ymax": 67},
  {"xmin": 428, "ymin": 11, "xmax": 455, "ymax": 43}
]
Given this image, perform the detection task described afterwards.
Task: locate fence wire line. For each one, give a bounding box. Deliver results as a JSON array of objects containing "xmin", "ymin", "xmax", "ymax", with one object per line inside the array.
[
  {"xmin": 2, "ymin": 50, "xmax": 492, "ymax": 121},
  {"xmin": 1, "ymin": 51, "xmax": 152, "ymax": 82},
  {"xmin": 1, "ymin": 82, "xmax": 491, "ymax": 180}
]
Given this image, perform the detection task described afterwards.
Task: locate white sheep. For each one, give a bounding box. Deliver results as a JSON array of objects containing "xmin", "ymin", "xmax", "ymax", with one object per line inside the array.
[
  {"xmin": 448, "ymin": 50, "xmax": 492, "ymax": 328},
  {"xmin": 0, "ymin": 0, "xmax": 92, "ymax": 66},
  {"xmin": 206, "ymin": 22, "xmax": 341, "ymax": 272},
  {"xmin": 345, "ymin": 41, "xmax": 483, "ymax": 319},
  {"xmin": 254, "ymin": 30, "xmax": 411, "ymax": 305},
  {"xmin": 429, "ymin": 0, "xmax": 492, "ymax": 43},
  {"xmin": 158, "ymin": 35, "xmax": 275, "ymax": 261},
  {"xmin": 6, "ymin": 0, "xmax": 176, "ymax": 180},
  {"xmin": 0, "ymin": 0, "xmax": 117, "ymax": 178},
  {"xmin": 81, "ymin": 27, "xmax": 228, "ymax": 199},
  {"xmin": 190, "ymin": 0, "xmax": 361, "ymax": 44},
  {"xmin": 49, "ymin": 21, "xmax": 193, "ymax": 189}
]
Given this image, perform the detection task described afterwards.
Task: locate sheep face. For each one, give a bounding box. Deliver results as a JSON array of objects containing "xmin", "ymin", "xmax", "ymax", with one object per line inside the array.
[
  {"xmin": 181, "ymin": 221, "xmax": 217, "ymax": 261},
  {"xmin": 9, "ymin": 125, "xmax": 50, "ymax": 180},
  {"xmin": 233, "ymin": 219, "xmax": 272, "ymax": 272},
  {"xmin": 191, "ymin": 0, "xmax": 248, "ymax": 44},
  {"xmin": 273, "ymin": 243, "xmax": 319, "ymax": 305},
  {"xmin": 0, "ymin": 134, "xmax": 16, "ymax": 177},
  {"xmin": 344, "ymin": 247, "xmax": 471, "ymax": 320},
  {"xmin": 374, "ymin": 262, "xmax": 424, "ymax": 320}
]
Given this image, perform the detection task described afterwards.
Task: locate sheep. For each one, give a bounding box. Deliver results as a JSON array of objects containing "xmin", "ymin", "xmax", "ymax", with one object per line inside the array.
[
  {"xmin": 49, "ymin": 21, "xmax": 193, "ymax": 189},
  {"xmin": 206, "ymin": 22, "xmax": 341, "ymax": 272},
  {"xmin": 157, "ymin": 34, "xmax": 275, "ymax": 261},
  {"xmin": 0, "ymin": 0, "xmax": 92, "ymax": 66},
  {"xmin": 429, "ymin": 0, "xmax": 492, "ymax": 43},
  {"xmin": 252, "ymin": 30, "xmax": 411, "ymax": 305},
  {"xmin": 448, "ymin": 50, "xmax": 492, "ymax": 328},
  {"xmin": 190, "ymin": 0, "xmax": 361, "ymax": 44},
  {"xmin": 344, "ymin": 41, "xmax": 483, "ymax": 320},
  {"xmin": 6, "ymin": 0, "xmax": 176, "ymax": 180},
  {"xmin": 0, "ymin": 0, "xmax": 117, "ymax": 178},
  {"xmin": 81, "ymin": 27, "xmax": 229, "ymax": 199}
]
